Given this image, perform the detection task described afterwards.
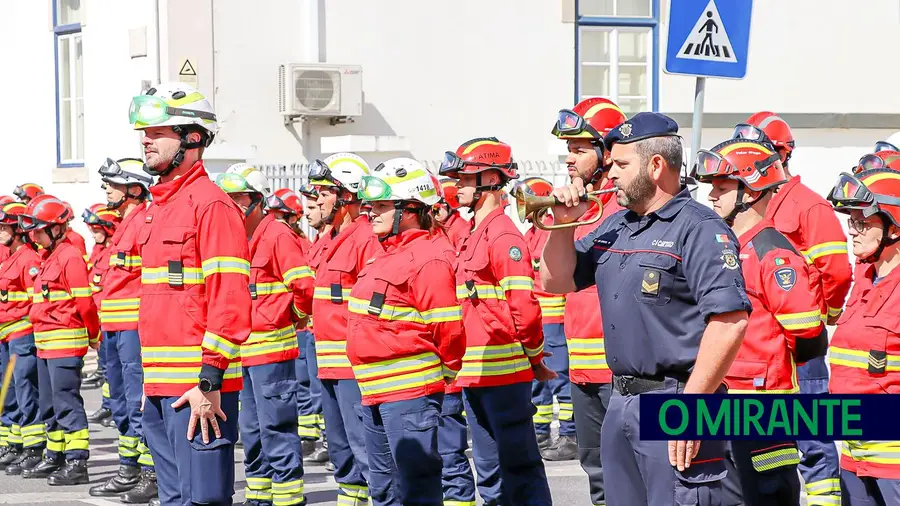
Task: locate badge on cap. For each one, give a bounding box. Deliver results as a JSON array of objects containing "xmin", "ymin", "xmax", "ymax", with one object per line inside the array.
[
  {"xmin": 619, "ymin": 123, "xmax": 633, "ymax": 138},
  {"xmin": 509, "ymin": 246, "xmax": 523, "ymax": 262},
  {"xmin": 721, "ymin": 249, "xmax": 739, "ymax": 270},
  {"xmin": 774, "ymin": 267, "xmax": 796, "ymax": 291},
  {"xmin": 641, "ymin": 269, "xmax": 660, "ymax": 296}
]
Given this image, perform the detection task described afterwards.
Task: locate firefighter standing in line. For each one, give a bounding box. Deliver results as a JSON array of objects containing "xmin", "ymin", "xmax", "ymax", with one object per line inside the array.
[
  {"xmin": 0, "ymin": 196, "xmax": 15, "ymax": 454},
  {"xmin": 216, "ymin": 165, "xmax": 311, "ymax": 506},
  {"xmin": 544, "ymin": 97, "xmax": 627, "ymax": 500},
  {"xmin": 12, "ymin": 184, "xmax": 44, "ymax": 205},
  {"xmin": 733, "ymin": 112, "xmax": 850, "ymax": 506},
  {"xmin": 297, "ymin": 184, "xmax": 330, "ymax": 468},
  {"xmin": 309, "ymin": 153, "xmax": 380, "ymax": 505},
  {"xmin": 61, "ymin": 203, "xmax": 88, "ymax": 260},
  {"xmin": 439, "ymin": 137, "xmax": 554, "ymax": 506},
  {"xmin": 0, "ymin": 202, "xmax": 43, "ymax": 475},
  {"xmin": 433, "ymin": 179, "xmax": 471, "ymax": 251},
  {"xmin": 346, "ymin": 158, "xmax": 466, "ymax": 505},
  {"xmin": 84, "ymin": 204, "xmax": 116, "ymax": 424},
  {"xmin": 128, "ymin": 82, "xmax": 252, "ymax": 506},
  {"xmin": 21, "ymin": 195, "xmax": 100, "ymax": 485},
  {"xmin": 0, "ymin": 195, "xmax": 13, "ymax": 262},
  {"xmin": 88, "ymin": 158, "xmax": 159, "ymax": 503},
  {"xmin": 826, "ymin": 168, "xmax": 900, "ymax": 505},
  {"xmin": 697, "ymin": 139, "xmax": 829, "ymax": 505},
  {"xmin": 518, "ymin": 176, "xmax": 577, "ymax": 459}
]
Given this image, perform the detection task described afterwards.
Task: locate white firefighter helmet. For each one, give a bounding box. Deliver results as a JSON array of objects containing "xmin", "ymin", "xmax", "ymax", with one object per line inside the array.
[
  {"xmin": 358, "ymin": 157, "xmax": 441, "ymax": 207},
  {"xmin": 128, "ymin": 82, "xmax": 218, "ymax": 142},
  {"xmin": 309, "ymin": 153, "xmax": 370, "ymax": 194},
  {"xmin": 215, "ymin": 163, "xmax": 272, "ymax": 199}
]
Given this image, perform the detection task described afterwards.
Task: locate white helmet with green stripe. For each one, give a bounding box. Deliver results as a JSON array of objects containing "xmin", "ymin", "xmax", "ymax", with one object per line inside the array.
[{"xmin": 358, "ymin": 157, "xmax": 441, "ymax": 206}]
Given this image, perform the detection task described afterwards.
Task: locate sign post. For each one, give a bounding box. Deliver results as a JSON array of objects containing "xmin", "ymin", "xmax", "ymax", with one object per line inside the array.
[{"xmin": 665, "ymin": 0, "xmax": 754, "ymax": 166}]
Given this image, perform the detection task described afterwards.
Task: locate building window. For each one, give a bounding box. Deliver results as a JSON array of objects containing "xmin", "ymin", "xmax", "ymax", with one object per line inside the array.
[
  {"xmin": 54, "ymin": 0, "xmax": 85, "ymax": 167},
  {"xmin": 575, "ymin": 0, "xmax": 659, "ymax": 115}
]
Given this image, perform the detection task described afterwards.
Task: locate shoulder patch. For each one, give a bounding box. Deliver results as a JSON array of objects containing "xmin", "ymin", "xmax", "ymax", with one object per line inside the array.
[
  {"xmin": 28, "ymin": 267, "xmax": 39, "ymax": 278},
  {"xmin": 721, "ymin": 248, "xmax": 739, "ymax": 270},
  {"xmin": 509, "ymin": 246, "xmax": 523, "ymax": 262},
  {"xmin": 774, "ymin": 267, "xmax": 796, "ymax": 291}
]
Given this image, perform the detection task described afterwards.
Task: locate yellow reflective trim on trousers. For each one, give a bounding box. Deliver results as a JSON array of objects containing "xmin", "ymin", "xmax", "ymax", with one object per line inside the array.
[
  {"xmin": 830, "ymin": 346, "xmax": 900, "ymax": 371},
  {"xmin": 802, "ymin": 241, "xmax": 847, "ymax": 262},
  {"xmin": 456, "ymin": 284, "xmax": 506, "ymax": 300},
  {"xmin": 64, "ymin": 429, "xmax": 90, "ymax": 451},
  {"xmin": 534, "ymin": 404, "xmax": 553, "ymax": 424},
  {"xmin": 339, "ymin": 483, "xmax": 369, "ymax": 498},
  {"xmin": 143, "ymin": 362, "xmax": 242, "ymax": 383},
  {"xmin": 774, "ymin": 310, "xmax": 823, "ymax": 330},
  {"xmin": 805, "ymin": 478, "xmax": 840, "ymax": 495},
  {"xmin": 559, "ymin": 402, "xmax": 574, "ymax": 421},
  {"xmin": 142, "ymin": 267, "xmax": 204, "ymax": 284},
  {"xmin": 201, "ymin": 331, "xmax": 241, "ymax": 360},
  {"xmin": 444, "ymin": 501, "xmax": 477, "ymax": 506},
  {"xmin": 247, "ymin": 476, "xmax": 272, "ymax": 487},
  {"xmin": 805, "ymin": 497, "xmax": 840, "ymax": 506},
  {"xmin": 498, "ymin": 275, "xmax": 534, "ymax": 291},
  {"xmin": 102, "ymin": 382, "xmax": 110, "ymax": 398},
  {"xmin": 272, "ymin": 478, "xmax": 305, "ymax": 506},
  {"xmin": 101, "ymin": 298, "xmax": 140, "ymax": 311},
  {"xmin": 245, "ymin": 489, "xmax": 273, "ymax": 501},
  {"xmin": 21, "ymin": 424, "xmax": 45, "ymax": 437},
  {"xmin": 0, "ymin": 318, "xmax": 33, "ymax": 340},
  {"xmin": 241, "ymin": 326, "xmax": 298, "ymax": 357},
  {"xmin": 138, "ymin": 452, "xmax": 154, "ymax": 466},
  {"xmin": 283, "ymin": 266, "xmax": 313, "ymax": 285},
  {"xmin": 750, "ymin": 447, "xmax": 800, "ymax": 472},
  {"xmin": 202, "ymin": 256, "xmax": 251, "ymax": 278}
]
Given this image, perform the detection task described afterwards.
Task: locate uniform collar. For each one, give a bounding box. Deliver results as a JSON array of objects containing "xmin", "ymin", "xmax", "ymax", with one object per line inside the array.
[
  {"xmin": 248, "ymin": 213, "xmax": 277, "ymax": 249},
  {"xmin": 766, "ymin": 175, "xmax": 801, "ymax": 218},
  {"xmin": 380, "ymin": 228, "xmax": 430, "ymax": 251},
  {"xmin": 856, "ymin": 263, "xmax": 900, "ymax": 315},
  {"xmin": 620, "ymin": 188, "xmax": 691, "ymax": 230},
  {"xmin": 114, "ymin": 201, "xmax": 146, "ymax": 240},
  {"xmin": 149, "ymin": 161, "xmax": 208, "ymax": 204},
  {"xmin": 737, "ymin": 217, "xmax": 775, "ymax": 247},
  {"xmin": 469, "ymin": 207, "xmax": 506, "ymax": 244}
]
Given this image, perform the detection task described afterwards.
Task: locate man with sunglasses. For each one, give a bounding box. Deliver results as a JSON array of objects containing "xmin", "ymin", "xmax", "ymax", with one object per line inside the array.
[
  {"xmin": 128, "ymin": 82, "xmax": 252, "ymax": 506},
  {"xmin": 88, "ymin": 158, "xmax": 158, "ymax": 502},
  {"xmin": 543, "ymin": 113, "xmax": 752, "ymax": 506},
  {"xmin": 734, "ymin": 112, "xmax": 850, "ymax": 506},
  {"xmin": 216, "ymin": 166, "xmax": 312, "ymax": 506}
]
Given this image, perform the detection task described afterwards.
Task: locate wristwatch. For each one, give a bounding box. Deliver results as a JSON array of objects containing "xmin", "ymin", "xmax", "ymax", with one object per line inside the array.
[{"xmin": 198, "ymin": 377, "xmax": 220, "ymax": 393}]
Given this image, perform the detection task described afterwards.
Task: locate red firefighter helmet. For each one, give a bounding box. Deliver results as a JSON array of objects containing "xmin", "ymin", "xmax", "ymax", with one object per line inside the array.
[
  {"xmin": 13, "ymin": 183, "xmax": 44, "ymax": 202},
  {"xmin": 24, "ymin": 194, "xmax": 55, "ymax": 216},
  {"xmin": 439, "ymin": 137, "xmax": 519, "ymax": 181},
  {"xmin": 297, "ymin": 184, "xmax": 319, "ymax": 200},
  {"xmin": 518, "ymin": 177, "xmax": 554, "ymax": 197},
  {"xmin": 20, "ymin": 196, "xmax": 71, "ymax": 232},
  {"xmin": 736, "ymin": 112, "xmax": 796, "ymax": 164},
  {"xmin": 694, "ymin": 139, "xmax": 787, "ymax": 192},
  {"xmin": 551, "ymin": 98, "xmax": 627, "ymax": 140},
  {"xmin": 0, "ymin": 202, "xmax": 27, "ymax": 226},
  {"xmin": 267, "ymin": 188, "xmax": 304, "ymax": 216},
  {"xmin": 438, "ymin": 179, "xmax": 461, "ymax": 210},
  {"xmin": 0, "ymin": 196, "xmax": 14, "ymax": 206},
  {"xmin": 853, "ymin": 150, "xmax": 900, "ymax": 174},
  {"xmin": 83, "ymin": 203, "xmax": 120, "ymax": 236},
  {"xmin": 829, "ymin": 169, "xmax": 900, "ymax": 227}
]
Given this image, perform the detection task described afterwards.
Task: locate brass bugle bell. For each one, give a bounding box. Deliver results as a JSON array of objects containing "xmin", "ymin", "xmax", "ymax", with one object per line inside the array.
[{"xmin": 511, "ymin": 185, "xmax": 618, "ymax": 231}]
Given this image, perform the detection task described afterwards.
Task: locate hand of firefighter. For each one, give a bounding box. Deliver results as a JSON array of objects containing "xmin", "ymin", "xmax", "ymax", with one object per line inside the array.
[
  {"xmin": 826, "ymin": 311, "xmax": 841, "ymax": 326},
  {"xmin": 549, "ymin": 177, "xmax": 591, "ymax": 225},
  {"xmin": 668, "ymin": 439, "xmax": 701, "ymax": 472},
  {"xmin": 531, "ymin": 360, "xmax": 558, "ymax": 382},
  {"xmin": 172, "ymin": 386, "xmax": 227, "ymax": 444}
]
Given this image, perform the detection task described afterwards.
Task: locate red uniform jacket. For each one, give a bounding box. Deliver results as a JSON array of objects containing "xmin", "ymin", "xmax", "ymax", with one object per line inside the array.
[
  {"xmin": 29, "ymin": 240, "xmax": 100, "ymax": 358},
  {"xmin": 0, "ymin": 245, "xmax": 41, "ymax": 341},
  {"xmin": 311, "ymin": 216, "xmax": 382, "ymax": 380},
  {"xmin": 137, "ymin": 161, "xmax": 252, "ymax": 397},
  {"xmin": 101, "ymin": 204, "xmax": 147, "ymax": 331},
  {"xmin": 441, "ymin": 212, "xmax": 471, "ymax": 252},
  {"xmin": 725, "ymin": 221, "xmax": 826, "ymax": 393},
  {"xmin": 0, "ymin": 246, "xmax": 8, "ymax": 264},
  {"xmin": 767, "ymin": 176, "xmax": 852, "ymax": 319},
  {"xmin": 565, "ymin": 188, "xmax": 622, "ymax": 385},
  {"xmin": 524, "ymin": 225, "xmax": 565, "ymax": 325},
  {"xmin": 66, "ymin": 229, "xmax": 87, "ymax": 258},
  {"xmin": 348, "ymin": 229, "xmax": 465, "ymax": 405},
  {"xmin": 430, "ymin": 231, "xmax": 465, "ymax": 395},
  {"xmin": 87, "ymin": 243, "xmax": 111, "ymax": 307},
  {"xmin": 830, "ymin": 263, "xmax": 900, "ymax": 478},
  {"xmin": 455, "ymin": 207, "xmax": 544, "ymax": 387},
  {"xmin": 243, "ymin": 213, "xmax": 314, "ymax": 367}
]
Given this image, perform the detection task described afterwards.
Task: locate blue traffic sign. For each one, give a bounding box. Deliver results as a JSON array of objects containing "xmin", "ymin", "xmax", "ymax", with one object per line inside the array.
[{"xmin": 664, "ymin": 0, "xmax": 753, "ymax": 79}]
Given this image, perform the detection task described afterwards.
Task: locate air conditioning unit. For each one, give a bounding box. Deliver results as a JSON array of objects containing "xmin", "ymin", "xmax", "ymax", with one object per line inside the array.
[{"xmin": 278, "ymin": 63, "xmax": 363, "ymax": 123}]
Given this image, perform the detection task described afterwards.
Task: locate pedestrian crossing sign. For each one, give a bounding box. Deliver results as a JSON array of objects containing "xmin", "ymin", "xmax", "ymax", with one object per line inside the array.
[{"xmin": 665, "ymin": 0, "xmax": 754, "ymax": 79}]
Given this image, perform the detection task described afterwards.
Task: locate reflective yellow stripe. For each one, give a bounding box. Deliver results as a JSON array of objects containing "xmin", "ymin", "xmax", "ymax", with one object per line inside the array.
[
  {"xmin": 537, "ymin": 296, "xmax": 566, "ymax": 317},
  {"xmin": 353, "ymin": 353, "xmax": 446, "ymax": 397},
  {"xmin": 283, "ymin": 266, "xmax": 313, "ymax": 285},
  {"xmin": 100, "ymin": 298, "xmax": 140, "ymax": 311},
  {"xmin": 316, "ymin": 340, "xmax": 351, "ymax": 369},
  {"xmin": 827, "ymin": 306, "xmax": 842, "ymax": 318},
  {"xmin": 100, "ymin": 310, "xmax": 140, "ymax": 323},
  {"xmin": 842, "ymin": 440, "xmax": 900, "ymax": 465},
  {"xmin": 34, "ymin": 328, "xmax": 89, "ymax": 351},
  {"xmin": 71, "ymin": 287, "xmax": 93, "ymax": 298},
  {"xmin": 202, "ymin": 256, "xmax": 250, "ymax": 278},
  {"xmin": 109, "ymin": 254, "xmax": 142, "ymax": 268},
  {"xmin": 143, "ymin": 362, "xmax": 242, "ymax": 384},
  {"xmin": 534, "ymin": 404, "xmax": 553, "ymax": 424},
  {"xmin": 142, "ymin": 346, "xmax": 202, "ymax": 363},
  {"xmin": 0, "ymin": 318, "xmax": 33, "ymax": 340},
  {"xmin": 458, "ymin": 343, "xmax": 531, "ymax": 377},
  {"xmin": 201, "ymin": 331, "xmax": 241, "ymax": 360},
  {"xmin": 559, "ymin": 402, "xmax": 574, "ymax": 421},
  {"xmin": 805, "ymin": 478, "xmax": 841, "ymax": 495},
  {"xmin": 33, "ymin": 290, "xmax": 79, "ymax": 303},
  {"xmin": 750, "ymin": 447, "xmax": 800, "ymax": 472},
  {"xmin": 774, "ymin": 310, "xmax": 823, "ymax": 330},
  {"xmin": 523, "ymin": 341, "xmax": 543, "ymax": 358},
  {"xmin": 830, "ymin": 346, "xmax": 900, "ymax": 371},
  {"xmin": 567, "ymin": 338, "xmax": 609, "ymax": 369},
  {"xmin": 498, "ymin": 275, "xmax": 534, "ymax": 291},
  {"xmin": 142, "ymin": 267, "xmax": 204, "ymax": 284},
  {"xmin": 455, "ymin": 284, "xmax": 505, "ymax": 300},
  {"xmin": 444, "ymin": 502, "xmax": 477, "ymax": 506},
  {"xmin": 802, "ymin": 241, "xmax": 847, "ymax": 262},
  {"xmin": 313, "ymin": 286, "xmax": 352, "ymax": 300},
  {"xmin": 64, "ymin": 429, "xmax": 90, "ymax": 451},
  {"xmin": 0, "ymin": 291, "xmax": 29, "ymax": 302},
  {"xmin": 240, "ymin": 325, "xmax": 298, "ymax": 357},
  {"xmin": 254, "ymin": 281, "xmax": 289, "ymax": 295}
]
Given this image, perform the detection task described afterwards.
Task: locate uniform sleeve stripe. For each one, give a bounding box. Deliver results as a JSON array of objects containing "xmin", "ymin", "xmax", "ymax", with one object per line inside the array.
[
  {"xmin": 201, "ymin": 331, "xmax": 241, "ymax": 360},
  {"xmin": 498, "ymin": 276, "xmax": 535, "ymax": 291},
  {"xmin": 201, "ymin": 257, "xmax": 251, "ymax": 278},
  {"xmin": 774, "ymin": 310, "xmax": 824, "ymax": 330},
  {"xmin": 283, "ymin": 266, "xmax": 313, "ymax": 284},
  {"xmin": 801, "ymin": 241, "xmax": 847, "ymax": 261}
]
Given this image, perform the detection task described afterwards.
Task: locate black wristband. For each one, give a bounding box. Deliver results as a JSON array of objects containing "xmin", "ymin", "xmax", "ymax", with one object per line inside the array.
[{"xmin": 199, "ymin": 364, "xmax": 225, "ymax": 391}]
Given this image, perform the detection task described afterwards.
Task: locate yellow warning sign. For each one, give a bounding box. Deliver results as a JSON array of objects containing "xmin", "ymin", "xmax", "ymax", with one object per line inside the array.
[{"xmin": 178, "ymin": 58, "xmax": 198, "ymax": 87}]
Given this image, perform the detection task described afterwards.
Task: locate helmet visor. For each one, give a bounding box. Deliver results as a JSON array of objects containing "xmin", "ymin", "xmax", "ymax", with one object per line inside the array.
[
  {"xmin": 875, "ymin": 141, "xmax": 899, "ymax": 152},
  {"xmin": 732, "ymin": 124, "xmax": 772, "ymax": 145},
  {"xmin": 18, "ymin": 215, "xmax": 44, "ymax": 232},
  {"xmin": 828, "ymin": 173, "xmax": 874, "ymax": 209},
  {"xmin": 438, "ymin": 152, "xmax": 464, "ymax": 177},
  {"xmin": 692, "ymin": 150, "xmax": 734, "ymax": 180},
  {"xmin": 265, "ymin": 194, "xmax": 289, "ymax": 213},
  {"xmin": 854, "ymin": 154, "xmax": 888, "ymax": 174},
  {"xmin": 308, "ymin": 159, "xmax": 338, "ymax": 186},
  {"xmin": 99, "ymin": 158, "xmax": 124, "ymax": 179},
  {"xmin": 551, "ymin": 109, "xmax": 586, "ymax": 136},
  {"xmin": 215, "ymin": 173, "xmax": 252, "ymax": 194},
  {"xmin": 357, "ymin": 176, "xmax": 393, "ymax": 201},
  {"xmin": 12, "ymin": 186, "xmax": 26, "ymax": 200},
  {"xmin": 129, "ymin": 94, "xmax": 217, "ymax": 126},
  {"xmin": 297, "ymin": 184, "xmax": 319, "ymax": 198}
]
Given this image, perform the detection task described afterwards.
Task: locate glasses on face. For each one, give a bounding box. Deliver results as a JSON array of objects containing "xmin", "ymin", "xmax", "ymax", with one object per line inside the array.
[{"xmin": 847, "ymin": 217, "xmax": 875, "ymax": 233}]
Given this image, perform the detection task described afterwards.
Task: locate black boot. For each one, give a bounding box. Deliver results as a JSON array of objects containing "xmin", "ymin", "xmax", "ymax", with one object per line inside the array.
[
  {"xmin": 82, "ymin": 371, "xmax": 105, "ymax": 389},
  {"xmin": 121, "ymin": 469, "xmax": 159, "ymax": 504},
  {"xmin": 87, "ymin": 407, "xmax": 113, "ymax": 424},
  {"xmin": 22, "ymin": 455, "xmax": 63, "ymax": 478},
  {"xmin": 89, "ymin": 464, "xmax": 141, "ymax": 496},
  {"xmin": 325, "ymin": 460, "xmax": 335, "ymax": 472},
  {"xmin": 6, "ymin": 447, "xmax": 43, "ymax": 475},
  {"xmin": 48, "ymin": 459, "xmax": 89, "ymax": 486},
  {"xmin": 301, "ymin": 439, "xmax": 317, "ymax": 458},
  {"xmin": 101, "ymin": 417, "xmax": 118, "ymax": 428},
  {"xmin": 541, "ymin": 435, "xmax": 578, "ymax": 461},
  {"xmin": 536, "ymin": 432, "xmax": 553, "ymax": 451},
  {"xmin": 303, "ymin": 441, "xmax": 330, "ymax": 464},
  {"xmin": 149, "ymin": 499, "xmax": 161, "ymax": 506},
  {"xmin": 0, "ymin": 446, "xmax": 21, "ymax": 470}
]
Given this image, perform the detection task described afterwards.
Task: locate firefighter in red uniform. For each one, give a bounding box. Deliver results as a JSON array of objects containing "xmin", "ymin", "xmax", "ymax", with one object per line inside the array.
[
  {"xmin": 826, "ymin": 168, "xmax": 900, "ymax": 505},
  {"xmin": 309, "ymin": 152, "xmax": 380, "ymax": 505},
  {"xmin": 433, "ymin": 179, "xmax": 471, "ymax": 251},
  {"xmin": 0, "ymin": 196, "xmax": 13, "ymax": 263},
  {"xmin": 20, "ymin": 195, "xmax": 100, "ymax": 485},
  {"xmin": 518, "ymin": 177, "xmax": 577, "ymax": 459},
  {"xmin": 696, "ymin": 139, "xmax": 828, "ymax": 506},
  {"xmin": 0, "ymin": 199, "xmax": 23, "ymax": 462},
  {"xmin": 0, "ymin": 202, "xmax": 44, "ymax": 475},
  {"xmin": 216, "ymin": 165, "xmax": 311, "ymax": 506},
  {"xmin": 439, "ymin": 137, "xmax": 554, "ymax": 506},
  {"xmin": 542, "ymin": 97, "xmax": 627, "ymax": 501},
  {"xmin": 733, "ymin": 112, "xmax": 850, "ymax": 506},
  {"xmin": 88, "ymin": 158, "xmax": 160, "ymax": 503},
  {"xmin": 346, "ymin": 158, "xmax": 465, "ymax": 504},
  {"xmin": 128, "ymin": 82, "xmax": 252, "ymax": 506},
  {"xmin": 12, "ymin": 184, "xmax": 43, "ymax": 205},
  {"xmin": 297, "ymin": 184, "xmax": 331, "ymax": 468}
]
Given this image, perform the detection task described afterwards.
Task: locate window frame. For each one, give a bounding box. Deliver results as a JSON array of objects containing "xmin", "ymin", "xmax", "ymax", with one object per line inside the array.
[
  {"xmin": 574, "ymin": 0, "xmax": 661, "ymax": 113},
  {"xmin": 53, "ymin": 0, "xmax": 85, "ymax": 168}
]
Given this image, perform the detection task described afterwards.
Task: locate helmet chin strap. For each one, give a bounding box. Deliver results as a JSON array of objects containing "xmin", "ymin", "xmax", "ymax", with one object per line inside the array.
[
  {"xmin": 144, "ymin": 127, "xmax": 206, "ymax": 177},
  {"xmin": 466, "ymin": 173, "xmax": 505, "ymax": 212},
  {"xmin": 860, "ymin": 215, "xmax": 900, "ymax": 264},
  {"xmin": 244, "ymin": 194, "xmax": 263, "ymax": 218},
  {"xmin": 723, "ymin": 184, "xmax": 768, "ymax": 227},
  {"xmin": 586, "ymin": 142, "xmax": 608, "ymax": 185}
]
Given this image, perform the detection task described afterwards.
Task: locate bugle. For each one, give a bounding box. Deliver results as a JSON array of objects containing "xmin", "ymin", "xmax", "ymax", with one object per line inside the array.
[{"xmin": 511, "ymin": 185, "xmax": 618, "ymax": 231}]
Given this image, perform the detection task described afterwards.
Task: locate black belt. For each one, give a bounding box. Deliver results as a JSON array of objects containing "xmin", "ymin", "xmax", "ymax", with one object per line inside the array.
[{"xmin": 612, "ymin": 374, "xmax": 686, "ymax": 396}]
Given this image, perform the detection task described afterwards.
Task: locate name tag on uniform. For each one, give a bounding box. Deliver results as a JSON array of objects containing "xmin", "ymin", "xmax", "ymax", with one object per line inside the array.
[{"xmin": 641, "ymin": 269, "xmax": 660, "ymax": 297}]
